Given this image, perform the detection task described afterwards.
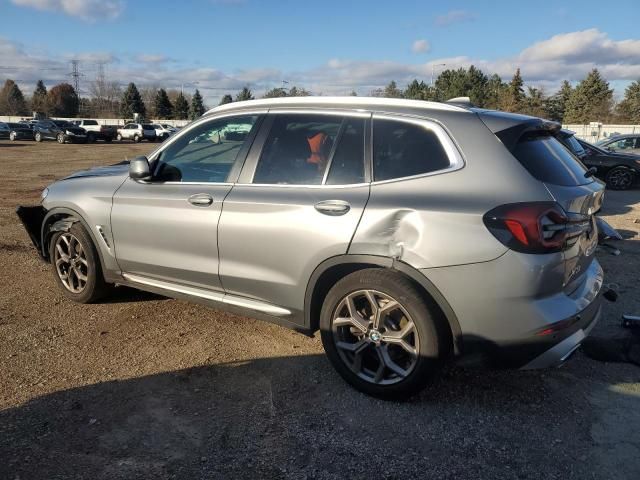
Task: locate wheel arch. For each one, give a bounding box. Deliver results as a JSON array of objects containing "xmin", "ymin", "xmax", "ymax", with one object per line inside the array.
[
  {"xmin": 305, "ymin": 255, "xmax": 462, "ymax": 355},
  {"xmin": 41, "ymin": 207, "xmax": 108, "ymax": 278}
]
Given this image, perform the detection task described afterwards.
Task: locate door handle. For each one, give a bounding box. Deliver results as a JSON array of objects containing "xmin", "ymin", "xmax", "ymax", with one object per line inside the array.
[
  {"xmin": 188, "ymin": 193, "xmax": 214, "ymax": 207},
  {"xmin": 314, "ymin": 200, "xmax": 351, "ymax": 216}
]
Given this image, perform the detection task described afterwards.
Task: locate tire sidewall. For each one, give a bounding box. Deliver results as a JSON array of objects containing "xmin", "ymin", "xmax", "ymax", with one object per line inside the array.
[
  {"xmin": 49, "ymin": 224, "xmax": 102, "ymax": 303},
  {"xmin": 320, "ymin": 269, "xmax": 443, "ymax": 399}
]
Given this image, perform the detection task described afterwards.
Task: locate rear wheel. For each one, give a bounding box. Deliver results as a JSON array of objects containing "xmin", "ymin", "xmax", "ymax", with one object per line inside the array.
[
  {"xmin": 116, "ymin": 133, "xmax": 123, "ymax": 141},
  {"xmin": 35, "ymin": 132, "xmax": 42, "ymax": 142},
  {"xmin": 320, "ymin": 268, "xmax": 447, "ymax": 399},
  {"xmin": 86, "ymin": 132, "xmax": 95, "ymax": 143},
  {"xmin": 57, "ymin": 133, "xmax": 65, "ymax": 144},
  {"xmin": 606, "ymin": 167, "xmax": 634, "ymax": 190},
  {"xmin": 49, "ymin": 223, "xmax": 111, "ymax": 303},
  {"xmin": 133, "ymin": 134, "xmax": 141, "ymax": 143},
  {"xmin": 9, "ymin": 131, "xmax": 17, "ymax": 141}
]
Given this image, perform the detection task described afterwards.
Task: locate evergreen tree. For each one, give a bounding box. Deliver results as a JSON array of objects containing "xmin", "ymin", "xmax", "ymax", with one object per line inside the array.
[
  {"xmin": 235, "ymin": 86, "xmax": 254, "ymax": 102},
  {"xmin": 153, "ymin": 88, "xmax": 173, "ymax": 119},
  {"xmin": 0, "ymin": 79, "xmax": 28, "ymax": 115},
  {"xmin": 263, "ymin": 87, "xmax": 288, "ymax": 98},
  {"xmin": 219, "ymin": 94, "xmax": 233, "ymax": 105},
  {"xmin": 31, "ymin": 80, "xmax": 48, "ymax": 114},
  {"xmin": 616, "ymin": 80, "xmax": 640, "ymax": 123},
  {"xmin": 120, "ymin": 83, "xmax": 146, "ymax": 119},
  {"xmin": 383, "ymin": 80, "xmax": 403, "ymax": 98},
  {"xmin": 546, "ymin": 80, "xmax": 573, "ymax": 122},
  {"xmin": 349, "ymin": 90, "xmax": 358, "ymax": 96},
  {"xmin": 564, "ymin": 69, "xmax": 613, "ymax": 123},
  {"xmin": 466, "ymin": 65, "xmax": 488, "ymax": 106},
  {"xmin": 47, "ymin": 83, "xmax": 79, "ymax": 117},
  {"xmin": 522, "ymin": 86, "xmax": 547, "ymax": 118},
  {"xmin": 485, "ymin": 74, "xmax": 506, "ymax": 110},
  {"xmin": 500, "ymin": 68, "xmax": 525, "ymax": 112},
  {"xmin": 190, "ymin": 88, "xmax": 205, "ymax": 119},
  {"xmin": 433, "ymin": 66, "xmax": 486, "ymax": 104},
  {"xmin": 173, "ymin": 92, "xmax": 189, "ymax": 119},
  {"xmin": 288, "ymin": 86, "xmax": 311, "ymax": 97}
]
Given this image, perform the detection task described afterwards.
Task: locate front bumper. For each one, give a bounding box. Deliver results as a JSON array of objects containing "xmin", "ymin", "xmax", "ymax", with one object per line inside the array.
[{"xmin": 16, "ymin": 205, "xmax": 46, "ymax": 256}]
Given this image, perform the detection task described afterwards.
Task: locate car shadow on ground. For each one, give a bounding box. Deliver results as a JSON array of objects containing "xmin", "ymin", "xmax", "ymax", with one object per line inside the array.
[
  {"xmin": 100, "ymin": 285, "xmax": 168, "ymax": 304},
  {"xmin": 1, "ymin": 352, "xmax": 639, "ymax": 479},
  {"xmin": 600, "ymin": 189, "xmax": 640, "ymax": 216},
  {"xmin": 0, "ymin": 143, "xmax": 27, "ymax": 147}
]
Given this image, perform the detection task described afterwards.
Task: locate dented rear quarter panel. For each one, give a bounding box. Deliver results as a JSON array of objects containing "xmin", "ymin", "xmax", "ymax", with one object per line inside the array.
[{"xmin": 349, "ymin": 112, "xmax": 554, "ymax": 268}]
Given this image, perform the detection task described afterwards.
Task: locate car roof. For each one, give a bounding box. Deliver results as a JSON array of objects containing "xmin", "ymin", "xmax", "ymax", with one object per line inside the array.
[
  {"xmin": 205, "ymin": 96, "xmax": 470, "ymax": 116},
  {"xmin": 604, "ymin": 133, "xmax": 639, "ymax": 139}
]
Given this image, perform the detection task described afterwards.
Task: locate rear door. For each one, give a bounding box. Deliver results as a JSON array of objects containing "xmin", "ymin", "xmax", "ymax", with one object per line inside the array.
[
  {"xmin": 511, "ymin": 134, "xmax": 604, "ymax": 289},
  {"xmin": 217, "ymin": 111, "xmax": 370, "ymax": 319}
]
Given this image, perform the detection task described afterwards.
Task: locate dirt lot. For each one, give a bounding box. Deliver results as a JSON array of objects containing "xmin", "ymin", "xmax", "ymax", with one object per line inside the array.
[{"xmin": 0, "ymin": 140, "xmax": 639, "ymax": 479}]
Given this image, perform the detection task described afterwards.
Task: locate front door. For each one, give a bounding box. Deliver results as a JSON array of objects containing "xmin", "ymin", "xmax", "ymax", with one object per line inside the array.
[
  {"xmin": 111, "ymin": 113, "xmax": 262, "ymax": 291},
  {"xmin": 218, "ymin": 111, "xmax": 370, "ymax": 319}
]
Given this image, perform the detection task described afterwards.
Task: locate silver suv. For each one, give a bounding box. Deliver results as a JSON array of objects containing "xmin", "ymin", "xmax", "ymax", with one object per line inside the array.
[{"xmin": 17, "ymin": 97, "xmax": 605, "ymax": 399}]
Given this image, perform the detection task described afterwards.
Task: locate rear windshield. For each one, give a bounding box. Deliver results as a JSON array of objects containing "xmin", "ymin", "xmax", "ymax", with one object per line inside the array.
[
  {"xmin": 566, "ymin": 135, "xmax": 585, "ymax": 157},
  {"xmin": 512, "ymin": 134, "xmax": 591, "ymax": 186}
]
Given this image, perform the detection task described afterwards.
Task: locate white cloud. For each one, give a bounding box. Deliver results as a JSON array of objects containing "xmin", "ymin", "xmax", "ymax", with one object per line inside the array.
[
  {"xmin": 412, "ymin": 39, "xmax": 430, "ymax": 54},
  {"xmin": 1, "ymin": 29, "xmax": 639, "ymax": 104},
  {"xmin": 10, "ymin": 0, "xmax": 124, "ymax": 21},
  {"xmin": 435, "ymin": 10, "xmax": 475, "ymax": 26}
]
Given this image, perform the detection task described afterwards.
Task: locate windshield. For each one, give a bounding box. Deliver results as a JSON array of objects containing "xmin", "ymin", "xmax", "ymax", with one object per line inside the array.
[{"xmin": 53, "ymin": 120, "xmax": 74, "ymax": 128}]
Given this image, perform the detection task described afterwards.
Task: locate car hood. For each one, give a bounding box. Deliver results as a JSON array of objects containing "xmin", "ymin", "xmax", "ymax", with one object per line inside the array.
[{"xmin": 62, "ymin": 162, "xmax": 129, "ymax": 180}]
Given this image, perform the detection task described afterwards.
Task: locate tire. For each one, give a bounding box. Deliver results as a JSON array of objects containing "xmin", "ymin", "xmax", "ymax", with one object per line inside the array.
[
  {"xmin": 116, "ymin": 133, "xmax": 123, "ymax": 141},
  {"xmin": 35, "ymin": 132, "xmax": 42, "ymax": 142},
  {"xmin": 48, "ymin": 223, "xmax": 112, "ymax": 303},
  {"xmin": 133, "ymin": 134, "xmax": 141, "ymax": 143},
  {"xmin": 57, "ymin": 133, "xmax": 65, "ymax": 144},
  {"xmin": 86, "ymin": 132, "xmax": 95, "ymax": 143},
  {"xmin": 320, "ymin": 268, "xmax": 448, "ymax": 400},
  {"xmin": 605, "ymin": 167, "xmax": 634, "ymax": 190},
  {"xmin": 9, "ymin": 131, "xmax": 17, "ymax": 141},
  {"xmin": 104, "ymin": 137, "xmax": 113, "ymax": 143}
]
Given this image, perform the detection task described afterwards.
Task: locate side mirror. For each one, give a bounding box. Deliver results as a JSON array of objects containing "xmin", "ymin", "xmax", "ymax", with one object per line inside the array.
[{"xmin": 129, "ymin": 156, "xmax": 151, "ymax": 180}]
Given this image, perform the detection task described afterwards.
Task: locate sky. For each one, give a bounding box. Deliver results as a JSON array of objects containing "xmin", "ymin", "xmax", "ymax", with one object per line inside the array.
[{"xmin": 1, "ymin": 0, "xmax": 639, "ymax": 105}]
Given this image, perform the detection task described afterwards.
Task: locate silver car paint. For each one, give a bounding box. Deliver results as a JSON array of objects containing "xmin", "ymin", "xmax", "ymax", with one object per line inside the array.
[{"xmin": 36, "ymin": 97, "xmax": 605, "ymax": 367}]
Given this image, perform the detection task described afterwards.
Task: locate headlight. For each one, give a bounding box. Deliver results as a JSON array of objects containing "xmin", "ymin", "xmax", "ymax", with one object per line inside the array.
[{"xmin": 41, "ymin": 187, "xmax": 49, "ymax": 202}]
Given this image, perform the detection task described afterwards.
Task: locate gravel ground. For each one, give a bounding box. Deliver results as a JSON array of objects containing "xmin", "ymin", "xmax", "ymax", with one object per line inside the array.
[{"xmin": 0, "ymin": 140, "xmax": 639, "ymax": 480}]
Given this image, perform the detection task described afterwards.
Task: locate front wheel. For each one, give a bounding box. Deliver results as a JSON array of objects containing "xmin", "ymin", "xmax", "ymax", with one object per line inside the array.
[
  {"xmin": 133, "ymin": 134, "xmax": 141, "ymax": 143},
  {"xmin": 49, "ymin": 223, "xmax": 111, "ymax": 303},
  {"xmin": 606, "ymin": 167, "xmax": 634, "ymax": 190},
  {"xmin": 320, "ymin": 268, "xmax": 448, "ymax": 400},
  {"xmin": 57, "ymin": 133, "xmax": 65, "ymax": 144},
  {"xmin": 9, "ymin": 131, "xmax": 17, "ymax": 141},
  {"xmin": 35, "ymin": 132, "xmax": 42, "ymax": 142},
  {"xmin": 116, "ymin": 133, "xmax": 123, "ymax": 141}
]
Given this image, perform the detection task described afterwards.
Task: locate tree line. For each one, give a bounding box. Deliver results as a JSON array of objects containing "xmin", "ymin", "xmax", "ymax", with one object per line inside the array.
[{"xmin": 1, "ymin": 67, "xmax": 639, "ymax": 123}]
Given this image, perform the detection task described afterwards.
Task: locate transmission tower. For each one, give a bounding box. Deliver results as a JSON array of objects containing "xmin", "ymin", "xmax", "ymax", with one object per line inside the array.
[{"xmin": 69, "ymin": 60, "xmax": 84, "ymax": 94}]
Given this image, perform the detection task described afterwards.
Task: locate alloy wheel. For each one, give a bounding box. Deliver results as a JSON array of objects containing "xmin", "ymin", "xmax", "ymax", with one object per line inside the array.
[
  {"xmin": 331, "ymin": 290, "xmax": 419, "ymax": 385},
  {"xmin": 53, "ymin": 233, "xmax": 89, "ymax": 293},
  {"xmin": 9, "ymin": 131, "xmax": 16, "ymax": 141},
  {"xmin": 608, "ymin": 169, "xmax": 633, "ymax": 189},
  {"xmin": 57, "ymin": 133, "xmax": 65, "ymax": 144}
]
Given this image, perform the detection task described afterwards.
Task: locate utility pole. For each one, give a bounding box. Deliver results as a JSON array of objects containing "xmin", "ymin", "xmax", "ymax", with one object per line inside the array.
[
  {"xmin": 430, "ymin": 63, "xmax": 446, "ymax": 87},
  {"xmin": 69, "ymin": 60, "xmax": 83, "ymax": 93}
]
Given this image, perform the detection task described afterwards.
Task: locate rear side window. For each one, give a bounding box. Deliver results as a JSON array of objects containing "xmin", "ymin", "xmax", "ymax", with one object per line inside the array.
[
  {"xmin": 373, "ymin": 118, "xmax": 452, "ymax": 182},
  {"xmin": 325, "ymin": 118, "xmax": 365, "ymax": 185},
  {"xmin": 84, "ymin": 120, "xmax": 98, "ymax": 126},
  {"xmin": 512, "ymin": 134, "xmax": 591, "ymax": 186}
]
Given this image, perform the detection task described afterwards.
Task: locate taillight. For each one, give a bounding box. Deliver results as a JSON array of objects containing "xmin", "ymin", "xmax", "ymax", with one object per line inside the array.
[{"xmin": 483, "ymin": 202, "xmax": 570, "ymax": 254}]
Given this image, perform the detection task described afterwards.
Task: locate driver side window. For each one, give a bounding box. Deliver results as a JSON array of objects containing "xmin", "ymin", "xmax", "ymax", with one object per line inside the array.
[{"xmin": 154, "ymin": 115, "xmax": 259, "ymax": 182}]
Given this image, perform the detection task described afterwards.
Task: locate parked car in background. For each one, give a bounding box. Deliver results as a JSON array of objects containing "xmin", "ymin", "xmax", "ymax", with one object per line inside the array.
[
  {"xmin": 116, "ymin": 123, "xmax": 156, "ymax": 142},
  {"xmin": 17, "ymin": 97, "xmax": 608, "ymax": 399},
  {"xmin": 596, "ymin": 134, "xmax": 640, "ymax": 155},
  {"xmin": 19, "ymin": 120, "xmax": 38, "ymax": 130},
  {"xmin": 7, "ymin": 122, "xmax": 35, "ymax": 141},
  {"xmin": 71, "ymin": 119, "xmax": 116, "ymax": 143},
  {"xmin": 33, "ymin": 120, "xmax": 87, "ymax": 144},
  {"xmin": 578, "ymin": 138, "xmax": 640, "ymax": 190},
  {"xmin": 0, "ymin": 122, "xmax": 9, "ymax": 139},
  {"xmin": 151, "ymin": 123, "xmax": 176, "ymax": 141}
]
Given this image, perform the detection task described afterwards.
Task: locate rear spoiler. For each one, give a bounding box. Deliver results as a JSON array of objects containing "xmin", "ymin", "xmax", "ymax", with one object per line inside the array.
[{"xmin": 474, "ymin": 109, "xmax": 561, "ymax": 151}]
